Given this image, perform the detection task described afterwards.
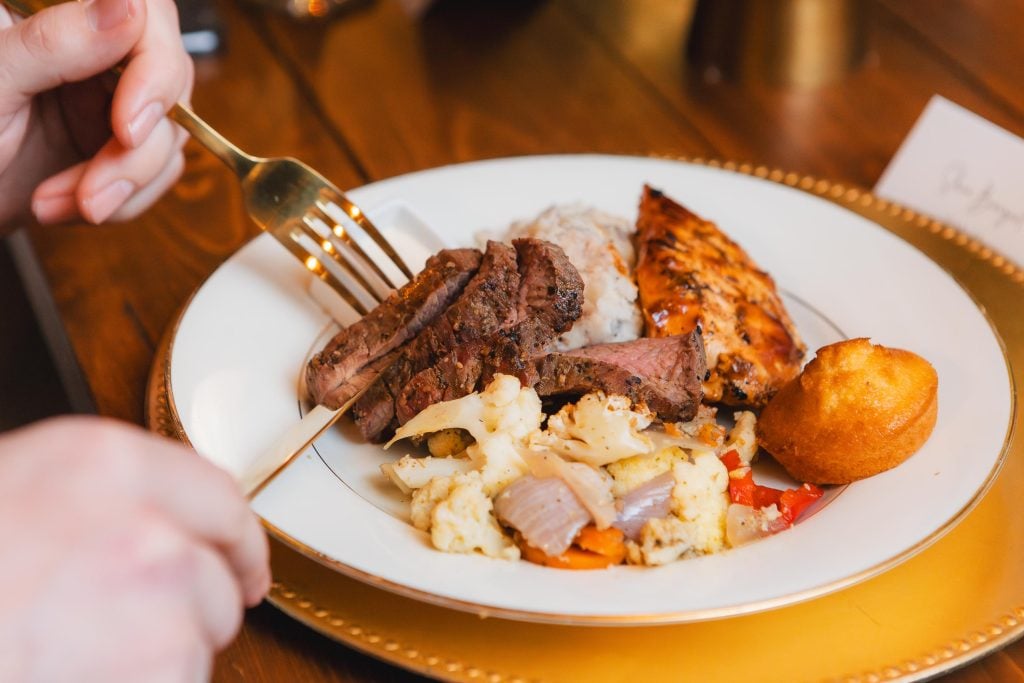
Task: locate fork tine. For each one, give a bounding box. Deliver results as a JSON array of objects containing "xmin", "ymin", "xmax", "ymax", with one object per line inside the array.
[
  {"xmin": 308, "ymin": 205, "xmax": 398, "ymax": 296},
  {"xmin": 319, "ymin": 190, "xmax": 414, "ymax": 281},
  {"xmin": 276, "ymin": 230, "xmax": 369, "ymax": 317},
  {"xmin": 296, "ymin": 218, "xmax": 386, "ymax": 305}
]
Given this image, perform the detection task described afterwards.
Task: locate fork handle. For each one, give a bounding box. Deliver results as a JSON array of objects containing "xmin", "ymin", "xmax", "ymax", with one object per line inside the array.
[
  {"xmin": 166, "ymin": 105, "xmax": 259, "ymax": 178},
  {"xmin": 2, "ymin": 0, "xmax": 259, "ymax": 179}
]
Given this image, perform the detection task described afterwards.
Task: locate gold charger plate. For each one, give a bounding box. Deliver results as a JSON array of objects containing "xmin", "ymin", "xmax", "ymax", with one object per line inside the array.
[{"xmin": 147, "ymin": 160, "xmax": 1021, "ymax": 682}]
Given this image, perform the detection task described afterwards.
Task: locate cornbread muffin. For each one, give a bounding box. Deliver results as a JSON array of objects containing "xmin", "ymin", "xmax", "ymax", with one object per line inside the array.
[{"xmin": 756, "ymin": 338, "xmax": 938, "ymax": 484}]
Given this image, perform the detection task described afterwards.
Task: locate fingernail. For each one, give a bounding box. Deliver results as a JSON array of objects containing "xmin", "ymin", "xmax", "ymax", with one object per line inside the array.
[
  {"xmin": 127, "ymin": 102, "xmax": 163, "ymax": 148},
  {"xmin": 85, "ymin": 0, "xmax": 134, "ymax": 31},
  {"xmin": 32, "ymin": 194, "xmax": 77, "ymax": 224},
  {"xmin": 82, "ymin": 180, "xmax": 134, "ymax": 224}
]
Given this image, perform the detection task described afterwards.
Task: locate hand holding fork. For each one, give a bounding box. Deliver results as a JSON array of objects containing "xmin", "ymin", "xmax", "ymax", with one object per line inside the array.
[{"xmin": 4, "ymin": 0, "xmax": 412, "ymax": 496}]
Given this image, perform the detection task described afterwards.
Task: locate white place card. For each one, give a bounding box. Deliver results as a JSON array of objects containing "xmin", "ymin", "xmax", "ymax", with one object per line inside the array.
[{"xmin": 875, "ymin": 95, "xmax": 1024, "ymax": 266}]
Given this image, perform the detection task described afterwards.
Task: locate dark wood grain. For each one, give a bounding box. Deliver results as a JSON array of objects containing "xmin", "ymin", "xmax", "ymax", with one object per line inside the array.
[
  {"xmin": 7, "ymin": 0, "xmax": 1023, "ymax": 679},
  {"xmin": 560, "ymin": 0, "xmax": 1024, "ymax": 188},
  {"xmin": 878, "ymin": 0, "xmax": 1024, "ymax": 126},
  {"xmin": 253, "ymin": 0, "xmax": 717, "ymax": 179}
]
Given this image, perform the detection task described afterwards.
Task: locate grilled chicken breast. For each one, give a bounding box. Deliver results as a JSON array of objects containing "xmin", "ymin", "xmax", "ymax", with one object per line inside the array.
[{"xmin": 635, "ymin": 185, "xmax": 805, "ymax": 407}]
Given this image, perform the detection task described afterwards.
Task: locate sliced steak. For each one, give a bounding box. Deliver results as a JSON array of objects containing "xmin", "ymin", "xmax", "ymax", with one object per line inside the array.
[
  {"xmin": 322, "ymin": 350, "xmax": 401, "ymax": 410},
  {"xmin": 306, "ymin": 248, "xmax": 481, "ymax": 409},
  {"xmin": 396, "ymin": 239, "xmax": 585, "ymax": 423},
  {"xmin": 534, "ymin": 331, "xmax": 707, "ymax": 421},
  {"xmin": 353, "ymin": 241, "xmax": 521, "ymax": 441},
  {"xmin": 479, "ymin": 238, "xmax": 585, "ymax": 385}
]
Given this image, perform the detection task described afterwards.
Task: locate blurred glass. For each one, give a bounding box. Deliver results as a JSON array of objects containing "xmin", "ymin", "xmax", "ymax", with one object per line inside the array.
[
  {"xmin": 242, "ymin": 0, "xmax": 370, "ymax": 22},
  {"xmin": 686, "ymin": 0, "xmax": 868, "ymax": 87}
]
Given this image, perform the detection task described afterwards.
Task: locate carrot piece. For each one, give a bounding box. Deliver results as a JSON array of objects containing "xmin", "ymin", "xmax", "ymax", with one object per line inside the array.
[
  {"xmin": 575, "ymin": 525, "xmax": 626, "ymax": 561},
  {"xmin": 517, "ymin": 532, "xmax": 625, "ymax": 570},
  {"xmin": 664, "ymin": 422, "xmax": 683, "ymax": 438},
  {"xmin": 698, "ymin": 422, "xmax": 722, "ymax": 445},
  {"xmin": 543, "ymin": 547, "xmax": 621, "ymax": 570},
  {"xmin": 519, "ymin": 541, "xmax": 556, "ymax": 567}
]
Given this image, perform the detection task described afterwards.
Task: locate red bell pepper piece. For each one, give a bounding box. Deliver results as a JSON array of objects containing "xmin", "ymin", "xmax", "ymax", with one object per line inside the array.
[
  {"xmin": 719, "ymin": 449, "xmax": 743, "ymax": 471},
  {"xmin": 728, "ymin": 468, "xmax": 784, "ymax": 509},
  {"xmin": 778, "ymin": 483, "xmax": 824, "ymax": 523}
]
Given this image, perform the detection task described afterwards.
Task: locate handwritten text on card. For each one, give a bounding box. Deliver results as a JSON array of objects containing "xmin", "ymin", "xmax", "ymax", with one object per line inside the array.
[{"xmin": 876, "ymin": 96, "xmax": 1024, "ymax": 266}]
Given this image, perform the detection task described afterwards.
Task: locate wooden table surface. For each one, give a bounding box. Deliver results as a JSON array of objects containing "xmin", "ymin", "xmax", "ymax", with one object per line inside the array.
[{"xmin": 11, "ymin": 0, "xmax": 1024, "ymax": 680}]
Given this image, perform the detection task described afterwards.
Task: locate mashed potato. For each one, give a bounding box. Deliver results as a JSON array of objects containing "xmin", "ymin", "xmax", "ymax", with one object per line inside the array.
[{"xmin": 500, "ymin": 205, "xmax": 642, "ymax": 350}]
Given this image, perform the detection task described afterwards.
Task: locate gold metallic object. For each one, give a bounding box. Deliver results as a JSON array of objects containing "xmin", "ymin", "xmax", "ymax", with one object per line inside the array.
[
  {"xmin": 240, "ymin": 0, "xmax": 368, "ymax": 22},
  {"xmin": 150, "ymin": 160, "xmax": 1023, "ymax": 682},
  {"xmin": 686, "ymin": 0, "xmax": 868, "ymax": 87},
  {"xmin": 6, "ymin": 0, "xmax": 413, "ymax": 498},
  {"xmin": 6, "ymin": 1, "xmax": 412, "ymax": 317}
]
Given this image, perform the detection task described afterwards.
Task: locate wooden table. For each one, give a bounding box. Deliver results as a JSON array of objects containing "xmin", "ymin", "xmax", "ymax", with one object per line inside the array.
[{"xmin": 11, "ymin": 0, "xmax": 1024, "ymax": 679}]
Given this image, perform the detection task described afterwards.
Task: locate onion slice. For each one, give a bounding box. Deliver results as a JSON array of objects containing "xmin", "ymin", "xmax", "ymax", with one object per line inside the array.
[
  {"xmin": 517, "ymin": 448, "xmax": 618, "ymax": 529},
  {"xmin": 494, "ymin": 476, "xmax": 590, "ymax": 556},
  {"xmin": 725, "ymin": 503, "xmax": 790, "ymax": 547},
  {"xmin": 613, "ymin": 472, "xmax": 675, "ymax": 541}
]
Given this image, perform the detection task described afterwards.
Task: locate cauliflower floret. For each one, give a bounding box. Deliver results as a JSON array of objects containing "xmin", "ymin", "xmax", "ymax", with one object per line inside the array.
[
  {"xmin": 410, "ymin": 474, "xmax": 457, "ymax": 531},
  {"xmin": 409, "ymin": 472, "xmax": 519, "ymax": 560},
  {"xmin": 627, "ymin": 516, "xmax": 694, "ymax": 566},
  {"xmin": 534, "ymin": 392, "xmax": 653, "ymax": 467},
  {"xmin": 381, "ymin": 454, "xmax": 474, "ymax": 494},
  {"xmin": 606, "ymin": 446, "xmax": 688, "ymax": 497},
  {"xmin": 480, "ymin": 374, "xmax": 544, "ymax": 441},
  {"xmin": 722, "ymin": 410, "xmax": 758, "ymax": 465},
  {"xmin": 468, "ymin": 432, "xmax": 530, "ymax": 495},
  {"xmin": 387, "ymin": 374, "xmax": 543, "ymax": 446},
  {"xmin": 387, "ymin": 375, "xmax": 543, "ymax": 497},
  {"xmin": 671, "ymin": 451, "xmax": 729, "ymax": 554}
]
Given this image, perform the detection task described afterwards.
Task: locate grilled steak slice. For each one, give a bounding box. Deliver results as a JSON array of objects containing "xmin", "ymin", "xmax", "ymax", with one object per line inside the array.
[
  {"xmin": 353, "ymin": 241, "xmax": 521, "ymax": 442},
  {"xmin": 321, "ymin": 350, "xmax": 401, "ymax": 410},
  {"xmin": 396, "ymin": 239, "xmax": 585, "ymax": 423},
  {"xmin": 306, "ymin": 248, "xmax": 482, "ymax": 409},
  {"xmin": 479, "ymin": 238, "xmax": 585, "ymax": 385},
  {"xmin": 534, "ymin": 331, "xmax": 707, "ymax": 422}
]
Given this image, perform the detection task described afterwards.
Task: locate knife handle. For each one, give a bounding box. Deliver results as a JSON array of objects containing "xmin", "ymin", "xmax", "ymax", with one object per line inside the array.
[{"xmin": 240, "ymin": 404, "xmax": 343, "ymax": 499}]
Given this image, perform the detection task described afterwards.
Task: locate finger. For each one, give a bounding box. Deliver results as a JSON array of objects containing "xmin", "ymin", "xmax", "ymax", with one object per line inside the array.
[
  {"xmin": 0, "ymin": 0, "xmax": 144, "ymax": 106},
  {"xmin": 106, "ymin": 149, "xmax": 185, "ymax": 222},
  {"xmin": 126, "ymin": 432, "xmax": 271, "ymax": 605},
  {"xmin": 33, "ymin": 129, "xmax": 187, "ymax": 225},
  {"xmin": 26, "ymin": 512, "xmax": 218, "ymax": 681},
  {"xmin": 22, "ymin": 417, "xmax": 271, "ymax": 606},
  {"xmin": 76, "ymin": 117, "xmax": 182, "ymax": 223},
  {"xmin": 110, "ymin": 0, "xmax": 194, "ymax": 149},
  {"xmin": 188, "ymin": 541, "xmax": 245, "ymax": 650},
  {"xmin": 32, "ymin": 161, "xmax": 86, "ymax": 224},
  {"xmin": 143, "ymin": 467, "xmax": 270, "ymax": 609}
]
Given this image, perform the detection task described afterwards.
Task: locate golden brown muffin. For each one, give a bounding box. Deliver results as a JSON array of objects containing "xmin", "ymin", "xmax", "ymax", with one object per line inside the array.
[{"xmin": 756, "ymin": 338, "xmax": 938, "ymax": 484}]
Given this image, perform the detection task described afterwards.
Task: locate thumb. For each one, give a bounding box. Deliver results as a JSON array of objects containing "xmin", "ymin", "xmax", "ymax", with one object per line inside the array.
[{"xmin": 0, "ymin": 0, "xmax": 145, "ymax": 99}]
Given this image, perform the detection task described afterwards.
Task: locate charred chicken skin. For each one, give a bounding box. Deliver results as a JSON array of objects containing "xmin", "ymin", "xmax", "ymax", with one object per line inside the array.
[{"xmin": 635, "ymin": 185, "xmax": 805, "ymax": 407}]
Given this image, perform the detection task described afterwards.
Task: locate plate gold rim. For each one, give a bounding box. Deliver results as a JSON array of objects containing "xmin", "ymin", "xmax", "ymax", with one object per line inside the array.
[{"xmin": 147, "ymin": 155, "xmax": 1023, "ymax": 681}]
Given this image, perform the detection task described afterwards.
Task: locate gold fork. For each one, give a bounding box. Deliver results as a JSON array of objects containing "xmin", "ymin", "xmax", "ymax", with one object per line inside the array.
[
  {"xmin": 167, "ymin": 106, "xmax": 413, "ymax": 313},
  {"xmin": 6, "ymin": 0, "xmax": 414, "ymax": 495},
  {"xmin": 6, "ymin": 0, "xmax": 412, "ymax": 312}
]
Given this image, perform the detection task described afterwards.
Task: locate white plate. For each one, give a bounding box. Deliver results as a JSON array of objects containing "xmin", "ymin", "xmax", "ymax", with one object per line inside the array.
[{"xmin": 168, "ymin": 155, "xmax": 1013, "ymax": 625}]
